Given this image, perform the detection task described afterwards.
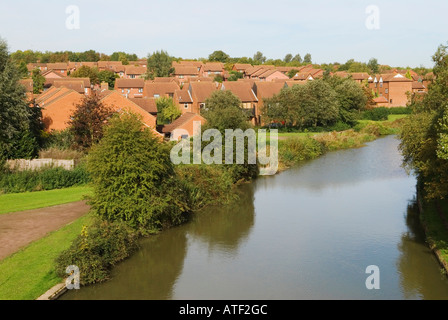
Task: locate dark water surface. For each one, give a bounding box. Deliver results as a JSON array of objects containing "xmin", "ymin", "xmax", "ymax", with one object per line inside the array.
[{"xmin": 62, "ymin": 135, "xmax": 448, "ymax": 300}]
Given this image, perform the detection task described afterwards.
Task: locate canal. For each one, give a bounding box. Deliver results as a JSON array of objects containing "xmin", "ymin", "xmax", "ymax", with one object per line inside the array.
[{"xmin": 62, "ymin": 135, "xmax": 448, "ymax": 300}]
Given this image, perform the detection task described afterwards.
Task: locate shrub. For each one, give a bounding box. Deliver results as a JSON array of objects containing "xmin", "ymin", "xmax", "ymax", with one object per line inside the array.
[
  {"xmin": 0, "ymin": 165, "xmax": 90, "ymax": 194},
  {"xmin": 327, "ymin": 121, "xmax": 352, "ymax": 132},
  {"xmin": 363, "ymin": 107, "xmax": 390, "ymax": 121},
  {"xmin": 279, "ymin": 137, "xmax": 325, "ymax": 166},
  {"xmin": 175, "ymin": 165, "xmax": 236, "ymax": 211},
  {"xmin": 55, "ymin": 219, "xmax": 138, "ymax": 285},
  {"xmin": 87, "ymin": 113, "xmax": 191, "ymax": 232},
  {"xmin": 388, "ymin": 107, "xmax": 412, "ymax": 115}
]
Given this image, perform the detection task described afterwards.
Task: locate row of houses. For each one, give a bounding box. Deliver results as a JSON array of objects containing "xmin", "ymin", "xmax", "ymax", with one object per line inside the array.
[{"xmin": 22, "ymin": 60, "xmax": 435, "ymax": 140}]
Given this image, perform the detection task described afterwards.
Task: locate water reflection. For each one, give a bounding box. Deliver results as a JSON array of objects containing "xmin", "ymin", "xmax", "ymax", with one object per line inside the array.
[
  {"xmin": 188, "ymin": 184, "xmax": 255, "ymax": 253},
  {"xmin": 397, "ymin": 200, "xmax": 448, "ymax": 300}
]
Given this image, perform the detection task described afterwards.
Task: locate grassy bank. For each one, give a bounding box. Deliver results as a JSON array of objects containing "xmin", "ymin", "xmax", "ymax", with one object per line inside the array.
[
  {"xmin": 0, "ymin": 214, "xmax": 94, "ymax": 300},
  {"xmin": 0, "ymin": 186, "xmax": 92, "ymax": 215}
]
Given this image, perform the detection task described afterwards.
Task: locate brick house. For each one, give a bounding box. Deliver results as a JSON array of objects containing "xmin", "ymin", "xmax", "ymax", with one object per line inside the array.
[
  {"xmin": 174, "ymin": 89, "xmax": 194, "ymax": 114},
  {"xmin": 124, "ymin": 65, "xmax": 146, "ymax": 79},
  {"xmin": 369, "ymin": 73, "xmax": 413, "ymax": 107},
  {"xmin": 115, "ymin": 78, "xmax": 145, "ymax": 98},
  {"xmin": 143, "ymin": 82, "xmax": 180, "ymax": 99},
  {"xmin": 220, "ymin": 81, "xmax": 258, "ymax": 124},
  {"xmin": 187, "ymin": 81, "xmax": 217, "ymax": 114},
  {"xmin": 161, "ymin": 112, "xmax": 206, "ymax": 140},
  {"xmin": 252, "ymin": 81, "xmax": 285, "ymax": 125},
  {"xmin": 173, "ymin": 65, "xmax": 200, "ymax": 86}
]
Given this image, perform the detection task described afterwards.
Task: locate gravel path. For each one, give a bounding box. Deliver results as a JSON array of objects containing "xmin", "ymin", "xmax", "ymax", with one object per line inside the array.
[{"xmin": 0, "ymin": 201, "xmax": 90, "ymax": 261}]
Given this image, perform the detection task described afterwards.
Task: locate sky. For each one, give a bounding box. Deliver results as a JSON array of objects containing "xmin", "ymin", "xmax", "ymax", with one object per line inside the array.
[{"xmin": 1, "ymin": 0, "xmax": 448, "ymax": 68}]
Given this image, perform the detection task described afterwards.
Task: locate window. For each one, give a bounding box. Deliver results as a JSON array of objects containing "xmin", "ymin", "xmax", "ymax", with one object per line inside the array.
[
  {"xmin": 179, "ymin": 75, "xmax": 184, "ymax": 79},
  {"xmin": 390, "ymin": 99, "xmax": 393, "ymax": 104},
  {"xmin": 385, "ymin": 89, "xmax": 389, "ymax": 94},
  {"xmin": 200, "ymin": 103, "xmax": 205, "ymax": 109},
  {"xmin": 121, "ymin": 89, "xmax": 124, "ymax": 93},
  {"xmin": 184, "ymin": 104, "xmax": 189, "ymax": 109},
  {"xmin": 380, "ymin": 82, "xmax": 383, "ymax": 88},
  {"xmin": 154, "ymin": 94, "xmax": 160, "ymax": 98},
  {"xmin": 130, "ymin": 75, "xmax": 135, "ymax": 79},
  {"xmin": 139, "ymin": 88, "xmax": 143, "ymax": 93},
  {"xmin": 169, "ymin": 93, "xmax": 174, "ymax": 98}
]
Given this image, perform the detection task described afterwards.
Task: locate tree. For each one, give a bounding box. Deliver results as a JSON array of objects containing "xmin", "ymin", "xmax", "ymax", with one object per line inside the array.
[
  {"xmin": 253, "ymin": 51, "xmax": 267, "ymax": 64},
  {"xmin": 17, "ymin": 61, "xmax": 29, "ymax": 78},
  {"xmin": 31, "ymin": 68, "xmax": 45, "ymax": 94},
  {"xmin": 71, "ymin": 65, "xmax": 99, "ymax": 85},
  {"xmin": 0, "ymin": 39, "xmax": 39, "ymax": 159},
  {"xmin": 284, "ymin": 54, "xmax": 293, "ymax": 63},
  {"xmin": 303, "ymin": 53, "xmax": 312, "ymax": 64},
  {"xmin": 399, "ymin": 43, "xmax": 448, "ymax": 199},
  {"xmin": 208, "ymin": 50, "xmax": 230, "ymax": 63},
  {"xmin": 86, "ymin": 113, "xmax": 190, "ymax": 230},
  {"xmin": 145, "ymin": 50, "xmax": 174, "ymax": 80},
  {"xmin": 367, "ymin": 58, "xmax": 379, "ymax": 74},
  {"xmin": 68, "ymin": 92, "xmax": 115, "ymax": 151},
  {"xmin": 156, "ymin": 97, "xmax": 181, "ymax": 124},
  {"xmin": 292, "ymin": 54, "xmax": 302, "ymax": 63},
  {"xmin": 262, "ymin": 79, "xmax": 339, "ymax": 128},
  {"xmin": 213, "ymin": 74, "xmax": 224, "ymax": 83},
  {"xmin": 328, "ymin": 77, "xmax": 368, "ymax": 125},
  {"xmin": 228, "ymin": 71, "xmax": 244, "ymax": 81},
  {"xmin": 201, "ymin": 90, "xmax": 258, "ymax": 182},
  {"xmin": 118, "ymin": 53, "xmax": 129, "ymax": 65},
  {"xmin": 287, "ymin": 69, "xmax": 299, "ymax": 79},
  {"xmin": 202, "ymin": 90, "xmax": 251, "ymax": 131},
  {"xmin": 98, "ymin": 70, "xmax": 119, "ymax": 89}
]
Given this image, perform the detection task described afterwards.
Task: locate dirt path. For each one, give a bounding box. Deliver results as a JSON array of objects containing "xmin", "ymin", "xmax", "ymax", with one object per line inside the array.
[{"xmin": 0, "ymin": 201, "xmax": 90, "ymax": 261}]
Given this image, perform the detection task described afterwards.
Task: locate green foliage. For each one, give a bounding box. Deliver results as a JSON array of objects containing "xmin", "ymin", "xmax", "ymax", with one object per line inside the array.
[
  {"xmin": 98, "ymin": 70, "xmax": 119, "ymax": 89},
  {"xmin": 213, "ymin": 74, "xmax": 224, "ymax": 83},
  {"xmin": 202, "ymin": 90, "xmax": 251, "ymax": 131},
  {"xmin": 17, "ymin": 61, "xmax": 29, "ymax": 78},
  {"xmin": 279, "ymin": 136, "xmax": 325, "ymax": 166},
  {"xmin": 156, "ymin": 97, "xmax": 180, "ymax": 124},
  {"xmin": 70, "ymin": 66, "xmax": 99, "ymax": 85},
  {"xmin": 43, "ymin": 129, "xmax": 75, "ymax": 150},
  {"xmin": 263, "ymin": 79, "xmax": 339, "ymax": 128},
  {"xmin": 208, "ymin": 50, "xmax": 230, "ymax": 63},
  {"xmin": 31, "ymin": 68, "xmax": 45, "ymax": 94},
  {"xmin": 145, "ymin": 50, "xmax": 174, "ymax": 79},
  {"xmin": 338, "ymin": 59, "xmax": 370, "ymax": 73},
  {"xmin": 86, "ymin": 113, "xmax": 190, "ymax": 231},
  {"xmin": 388, "ymin": 107, "xmax": 412, "ymax": 115},
  {"xmin": 253, "ymin": 51, "xmax": 267, "ymax": 64},
  {"xmin": 284, "ymin": 54, "xmax": 293, "ymax": 63},
  {"xmin": 303, "ymin": 53, "xmax": 312, "ymax": 64},
  {"xmin": 367, "ymin": 58, "xmax": 379, "ymax": 74},
  {"xmin": 0, "ymin": 165, "xmax": 90, "ymax": 194},
  {"xmin": 175, "ymin": 165, "xmax": 235, "ymax": 210},
  {"xmin": 292, "ymin": 54, "xmax": 302, "ymax": 63},
  {"xmin": 363, "ymin": 107, "xmax": 390, "ymax": 121},
  {"xmin": 0, "ymin": 39, "xmax": 39, "ymax": 160},
  {"xmin": 287, "ymin": 69, "xmax": 299, "ymax": 79},
  {"xmin": 228, "ymin": 71, "xmax": 243, "ymax": 81},
  {"xmin": 55, "ymin": 219, "xmax": 138, "ymax": 285}
]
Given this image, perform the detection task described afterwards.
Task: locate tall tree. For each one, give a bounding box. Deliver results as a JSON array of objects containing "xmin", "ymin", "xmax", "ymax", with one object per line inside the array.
[
  {"xmin": 253, "ymin": 51, "xmax": 267, "ymax": 64},
  {"xmin": 98, "ymin": 70, "xmax": 119, "ymax": 89},
  {"xmin": 31, "ymin": 68, "xmax": 45, "ymax": 94},
  {"xmin": 71, "ymin": 66, "xmax": 99, "ymax": 85},
  {"xmin": 292, "ymin": 54, "xmax": 302, "ymax": 63},
  {"xmin": 284, "ymin": 54, "xmax": 293, "ymax": 63},
  {"xmin": 145, "ymin": 50, "xmax": 174, "ymax": 80},
  {"xmin": 68, "ymin": 92, "xmax": 115, "ymax": 151},
  {"xmin": 367, "ymin": 58, "xmax": 379, "ymax": 74},
  {"xmin": 303, "ymin": 53, "xmax": 312, "ymax": 64},
  {"xmin": 208, "ymin": 50, "xmax": 230, "ymax": 63},
  {"xmin": 0, "ymin": 39, "xmax": 39, "ymax": 159}
]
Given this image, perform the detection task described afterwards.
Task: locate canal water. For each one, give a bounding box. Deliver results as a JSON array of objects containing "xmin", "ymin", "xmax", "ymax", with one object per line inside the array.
[{"xmin": 62, "ymin": 135, "xmax": 448, "ymax": 300}]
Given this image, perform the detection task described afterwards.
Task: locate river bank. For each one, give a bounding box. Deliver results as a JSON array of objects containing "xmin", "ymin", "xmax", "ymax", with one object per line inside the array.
[{"xmin": 416, "ymin": 185, "xmax": 448, "ymax": 276}]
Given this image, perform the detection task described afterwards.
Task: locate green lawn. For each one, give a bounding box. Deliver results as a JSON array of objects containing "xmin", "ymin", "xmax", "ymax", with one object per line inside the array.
[
  {"xmin": 387, "ymin": 114, "xmax": 408, "ymax": 121},
  {"xmin": 0, "ymin": 214, "xmax": 93, "ymax": 300},
  {"xmin": 0, "ymin": 186, "xmax": 92, "ymax": 215}
]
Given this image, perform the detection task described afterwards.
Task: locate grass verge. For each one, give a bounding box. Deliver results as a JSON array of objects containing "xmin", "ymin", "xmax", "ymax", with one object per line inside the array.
[
  {"xmin": 0, "ymin": 186, "xmax": 92, "ymax": 215},
  {"xmin": 0, "ymin": 214, "xmax": 93, "ymax": 300}
]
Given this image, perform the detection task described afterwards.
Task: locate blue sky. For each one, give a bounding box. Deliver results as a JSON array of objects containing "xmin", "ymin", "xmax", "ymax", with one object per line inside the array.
[{"xmin": 1, "ymin": 0, "xmax": 447, "ymax": 68}]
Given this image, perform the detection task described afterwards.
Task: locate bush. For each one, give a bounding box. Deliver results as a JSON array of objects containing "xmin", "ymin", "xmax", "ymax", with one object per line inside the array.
[
  {"xmin": 87, "ymin": 113, "xmax": 191, "ymax": 232},
  {"xmin": 175, "ymin": 165, "xmax": 236, "ymax": 211},
  {"xmin": 327, "ymin": 121, "xmax": 352, "ymax": 132},
  {"xmin": 363, "ymin": 107, "xmax": 390, "ymax": 121},
  {"xmin": 279, "ymin": 137, "xmax": 325, "ymax": 166},
  {"xmin": 388, "ymin": 107, "xmax": 412, "ymax": 115},
  {"xmin": 0, "ymin": 165, "xmax": 90, "ymax": 194},
  {"xmin": 55, "ymin": 219, "xmax": 138, "ymax": 285}
]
